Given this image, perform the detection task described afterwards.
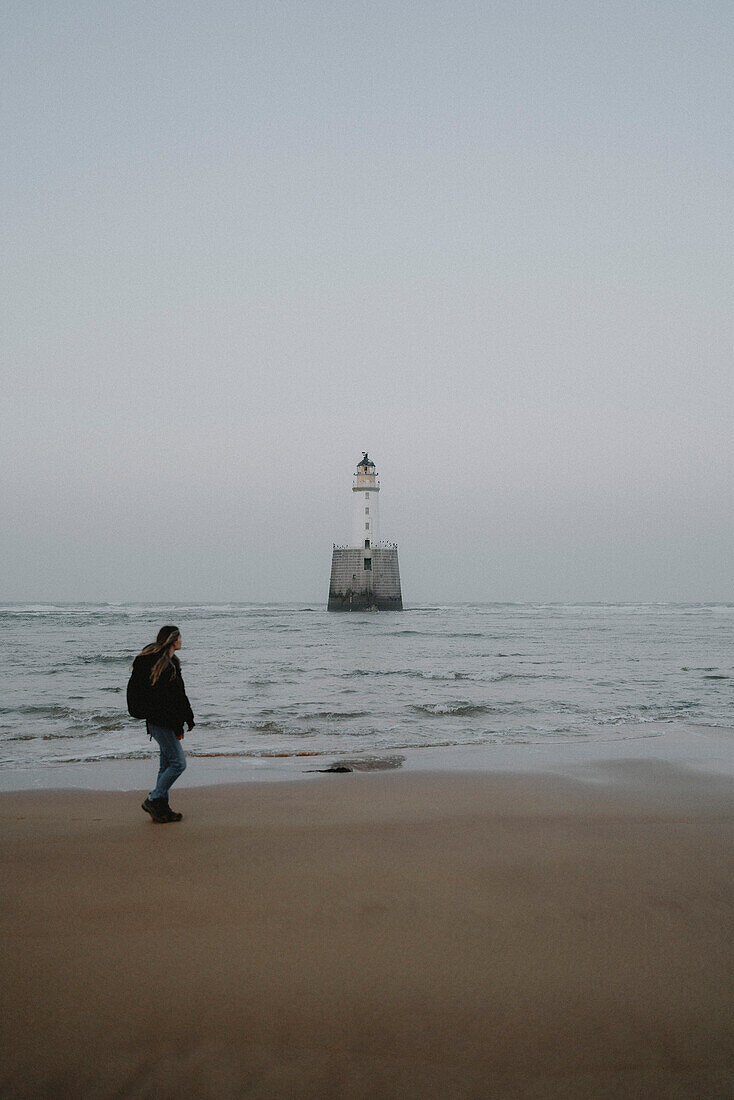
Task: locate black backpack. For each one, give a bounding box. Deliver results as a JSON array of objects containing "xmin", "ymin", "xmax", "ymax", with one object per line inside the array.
[{"xmin": 126, "ymin": 660, "xmax": 150, "ymax": 720}]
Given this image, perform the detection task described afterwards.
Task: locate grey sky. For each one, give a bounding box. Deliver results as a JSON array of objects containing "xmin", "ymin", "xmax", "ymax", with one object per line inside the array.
[{"xmin": 2, "ymin": 1, "xmax": 732, "ymax": 603}]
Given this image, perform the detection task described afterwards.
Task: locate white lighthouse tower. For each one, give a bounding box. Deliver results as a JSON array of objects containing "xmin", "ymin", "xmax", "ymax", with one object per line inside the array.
[
  {"xmin": 328, "ymin": 453, "xmax": 403, "ymax": 611},
  {"xmin": 352, "ymin": 453, "xmax": 380, "ymax": 549}
]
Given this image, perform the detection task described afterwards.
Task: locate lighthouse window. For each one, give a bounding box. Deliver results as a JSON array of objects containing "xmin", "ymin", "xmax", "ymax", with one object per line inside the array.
[
  {"xmin": 364, "ymin": 539, "xmax": 370, "ymax": 549},
  {"xmin": 364, "ymin": 558, "xmax": 372, "ymax": 570},
  {"xmin": 365, "ymin": 507, "xmax": 369, "ymax": 515},
  {"xmin": 365, "ymin": 522, "xmax": 370, "ymax": 530},
  {"xmin": 365, "ymin": 493, "xmax": 369, "ymax": 499}
]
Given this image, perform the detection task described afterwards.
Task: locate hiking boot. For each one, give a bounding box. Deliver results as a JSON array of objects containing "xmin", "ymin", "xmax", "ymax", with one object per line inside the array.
[
  {"xmin": 142, "ymin": 797, "xmax": 170, "ymax": 823},
  {"xmin": 162, "ymin": 805, "xmax": 183, "ymax": 822}
]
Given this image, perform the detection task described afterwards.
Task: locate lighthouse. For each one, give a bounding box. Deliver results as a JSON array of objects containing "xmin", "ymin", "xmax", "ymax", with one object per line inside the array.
[{"xmin": 328, "ymin": 453, "xmax": 403, "ymax": 611}]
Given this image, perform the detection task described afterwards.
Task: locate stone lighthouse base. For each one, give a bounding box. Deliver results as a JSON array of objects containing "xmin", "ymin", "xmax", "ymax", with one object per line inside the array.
[{"xmin": 328, "ymin": 547, "xmax": 403, "ymax": 611}]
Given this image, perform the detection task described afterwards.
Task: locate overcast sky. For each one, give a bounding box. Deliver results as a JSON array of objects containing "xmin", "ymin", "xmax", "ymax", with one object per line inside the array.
[{"xmin": 2, "ymin": 1, "xmax": 732, "ymax": 603}]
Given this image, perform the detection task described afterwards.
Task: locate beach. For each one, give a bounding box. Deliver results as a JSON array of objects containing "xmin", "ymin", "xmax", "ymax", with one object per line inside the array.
[{"xmin": 2, "ymin": 764, "xmax": 733, "ymax": 1098}]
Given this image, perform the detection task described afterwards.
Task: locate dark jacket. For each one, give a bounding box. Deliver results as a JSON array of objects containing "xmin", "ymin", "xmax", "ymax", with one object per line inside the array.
[{"xmin": 129, "ymin": 652, "xmax": 195, "ymax": 734}]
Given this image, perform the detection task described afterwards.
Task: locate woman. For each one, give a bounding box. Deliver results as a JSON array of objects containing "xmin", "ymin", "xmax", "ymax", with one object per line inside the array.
[{"xmin": 129, "ymin": 625, "xmax": 195, "ymax": 823}]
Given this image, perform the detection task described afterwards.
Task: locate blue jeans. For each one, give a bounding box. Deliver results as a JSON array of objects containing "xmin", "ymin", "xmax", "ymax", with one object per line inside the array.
[{"xmin": 147, "ymin": 722, "xmax": 187, "ymax": 802}]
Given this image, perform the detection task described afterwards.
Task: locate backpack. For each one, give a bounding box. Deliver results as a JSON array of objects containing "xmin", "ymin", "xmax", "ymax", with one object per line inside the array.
[{"xmin": 126, "ymin": 660, "xmax": 150, "ymax": 720}]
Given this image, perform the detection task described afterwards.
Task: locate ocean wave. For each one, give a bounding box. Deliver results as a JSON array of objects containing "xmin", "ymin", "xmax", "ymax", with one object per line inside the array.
[
  {"xmin": 596, "ymin": 702, "xmax": 700, "ymax": 725},
  {"xmin": 0, "ymin": 704, "xmax": 128, "ymax": 731},
  {"xmin": 194, "ymin": 749, "xmax": 323, "ymax": 759},
  {"xmin": 388, "ymin": 629, "xmax": 487, "ymax": 638},
  {"xmin": 491, "ymin": 672, "xmax": 566, "ymax": 682},
  {"xmin": 79, "ymin": 654, "xmax": 133, "ymax": 665},
  {"xmin": 0, "ymin": 704, "xmax": 76, "ymax": 718},
  {"xmin": 39, "ymin": 749, "xmax": 152, "ymax": 764},
  {"xmin": 342, "ymin": 669, "xmax": 470, "ymax": 681},
  {"xmin": 42, "ymin": 729, "xmax": 115, "ymax": 741},
  {"xmin": 410, "ymin": 702, "xmax": 504, "ymax": 717},
  {"xmin": 249, "ymin": 723, "xmax": 324, "ymax": 738},
  {"xmin": 307, "ymin": 710, "xmax": 369, "ymax": 720},
  {"xmin": 438, "ymin": 632, "xmax": 486, "ymax": 638},
  {"xmin": 344, "ymin": 669, "xmax": 421, "ymax": 678}
]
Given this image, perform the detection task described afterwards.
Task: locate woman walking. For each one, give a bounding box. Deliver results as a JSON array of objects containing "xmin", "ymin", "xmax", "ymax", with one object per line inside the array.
[{"xmin": 128, "ymin": 625, "xmax": 195, "ymax": 823}]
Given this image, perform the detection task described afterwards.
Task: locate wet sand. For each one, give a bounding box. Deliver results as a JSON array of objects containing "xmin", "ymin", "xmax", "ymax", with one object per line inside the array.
[{"xmin": 1, "ymin": 767, "xmax": 733, "ymax": 1098}]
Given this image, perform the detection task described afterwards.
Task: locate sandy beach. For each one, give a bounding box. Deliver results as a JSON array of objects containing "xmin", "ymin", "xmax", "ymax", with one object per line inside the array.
[{"xmin": 1, "ymin": 766, "xmax": 733, "ymax": 1099}]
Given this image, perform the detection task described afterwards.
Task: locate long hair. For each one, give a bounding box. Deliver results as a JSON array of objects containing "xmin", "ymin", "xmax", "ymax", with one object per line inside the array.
[{"xmin": 136, "ymin": 625, "xmax": 180, "ymax": 686}]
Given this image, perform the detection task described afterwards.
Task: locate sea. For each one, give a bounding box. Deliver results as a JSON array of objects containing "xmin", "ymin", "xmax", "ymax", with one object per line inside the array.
[{"xmin": 0, "ymin": 603, "xmax": 731, "ymax": 774}]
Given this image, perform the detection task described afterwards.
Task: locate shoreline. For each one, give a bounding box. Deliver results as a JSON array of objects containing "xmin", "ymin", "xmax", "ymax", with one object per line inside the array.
[
  {"xmin": 0, "ymin": 721, "xmax": 731, "ymax": 793},
  {"xmin": 2, "ymin": 767, "xmax": 733, "ymax": 1097}
]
